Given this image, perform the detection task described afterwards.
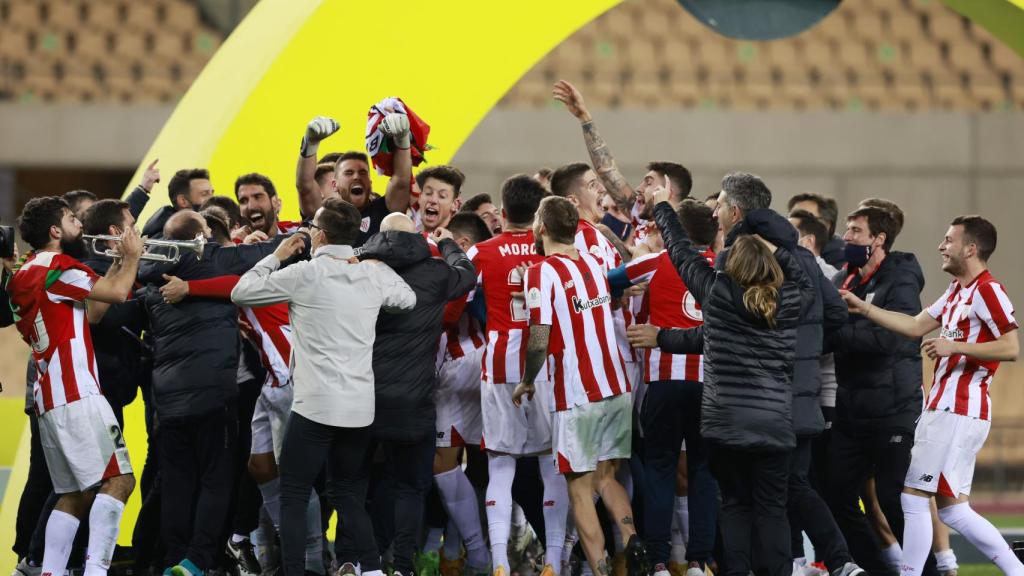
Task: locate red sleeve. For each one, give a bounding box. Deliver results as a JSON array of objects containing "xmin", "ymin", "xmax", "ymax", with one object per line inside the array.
[
  {"xmin": 443, "ymin": 296, "xmax": 469, "ymax": 328},
  {"xmin": 186, "ymin": 275, "xmax": 241, "ymax": 298}
]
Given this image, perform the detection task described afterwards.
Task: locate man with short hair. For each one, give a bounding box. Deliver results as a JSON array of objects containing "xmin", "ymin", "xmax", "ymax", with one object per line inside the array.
[
  {"xmin": 415, "ymin": 166, "xmax": 466, "ymax": 235},
  {"xmin": 142, "ymin": 168, "xmax": 214, "ymax": 237},
  {"xmin": 788, "ymin": 192, "xmax": 844, "ymax": 268},
  {"xmin": 235, "ymin": 172, "xmax": 302, "ymax": 237},
  {"xmin": 825, "ymin": 206, "xmax": 926, "ymax": 575},
  {"xmin": 231, "ymin": 198, "xmax": 416, "ymax": 576},
  {"xmin": 469, "ymin": 175, "xmax": 568, "ymax": 576},
  {"xmin": 841, "ymin": 216, "xmax": 1020, "ymax": 576},
  {"xmin": 9, "ymin": 196, "xmax": 143, "ymax": 576},
  {"xmin": 294, "ymin": 115, "xmax": 413, "ymax": 245},
  {"xmin": 63, "ymin": 190, "xmax": 98, "ymax": 217},
  {"xmin": 517, "ymin": 196, "xmax": 646, "ymax": 576},
  {"xmin": 462, "ymin": 192, "xmax": 503, "ymax": 235}
]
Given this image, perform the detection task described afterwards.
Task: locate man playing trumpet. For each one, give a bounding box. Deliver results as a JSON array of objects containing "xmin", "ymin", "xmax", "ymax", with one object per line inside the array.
[{"xmin": 8, "ymin": 196, "xmax": 143, "ymax": 576}]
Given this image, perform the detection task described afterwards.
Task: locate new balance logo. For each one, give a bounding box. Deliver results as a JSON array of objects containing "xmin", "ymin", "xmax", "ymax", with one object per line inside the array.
[
  {"xmin": 890, "ymin": 435, "xmax": 903, "ymax": 444},
  {"xmin": 436, "ymin": 431, "xmax": 445, "ymax": 439},
  {"xmin": 919, "ymin": 474, "xmax": 934, "ymax": 483},
  {"xmin": 563, "ymin": 279, "xmax": 574, "ymax": 290},
  {"xmin": 485, "ymin": 500, "xmax": 496, "ymax": 507},
  {"xmin": 543, "ymin": 500, "xmax": 556, "ymax": 507}
]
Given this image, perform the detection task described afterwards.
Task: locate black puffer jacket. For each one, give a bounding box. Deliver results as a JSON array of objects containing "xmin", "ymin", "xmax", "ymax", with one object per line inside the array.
[
  {"xmin": 141, "ymin": 206, "xmax": 177, "ymax": 238},
  {"xmin": 828, "ymin": 251, "xmax": 925, "ymax": 434},
  {"xmin": 135, "ymin": 238, "xmax": 283, "ymax": 420},
  {"xmin": 359, "ymin": 231, "xmax": 476, "ymax": 442},
  {"xmin": 654, "ymin": 202, "xmax": 812, "ymax": 451},
  {"xmin": 82, "ymin": 254, "xmax": 149, "ymax": 413},
  {"xmin": 737, "ymin": 209, "xmax": 848, "ymax": 437}
]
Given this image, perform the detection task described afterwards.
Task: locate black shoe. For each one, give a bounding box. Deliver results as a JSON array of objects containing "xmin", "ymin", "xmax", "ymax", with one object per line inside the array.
[
  {"xmin": 226, "ymin": 538, "xmax": 262, "ymax": 576},
  {"xmin": 624, "ymin": 535, "xmax": 650, "ymax": 576}
]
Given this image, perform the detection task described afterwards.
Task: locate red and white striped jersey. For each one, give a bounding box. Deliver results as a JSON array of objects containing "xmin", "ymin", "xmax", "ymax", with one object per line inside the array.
[
  {"xmin": 8, "ymin": 251, "xmax": 102, "ymax": 415},
  {"xmin": 526, "ymin": 252, "xmax": 629, "ymax": 411},
  {"xmin": 625, "ymin": 249, "xmax": 714, "ymax": 383},
  {"xmin": 467, "ymin": 230, "xmax": 544, "ymax": 384},
  {"xmin": 925, "ymin": 270, "xmax": 1017, "ymax": 421},
  {"xmin": 277, "ymin": 220, "xmax": 303, "ymax": 234},
  {"xmin": 240, "ymin": 303, "xmax": 293, "ymax": 388},
  {"xmin": 575, "ymin": 219, "xmax": 621, "ymax": 272}
]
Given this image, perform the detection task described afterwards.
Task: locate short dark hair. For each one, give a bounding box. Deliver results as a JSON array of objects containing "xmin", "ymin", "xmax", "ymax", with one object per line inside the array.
[
  {"xmin": 705, "ymin": 192, "xmax": 720, "ymax": 203},
  {"xmin": 416, "ymin": 165, "xmax": 465, "ymax": 198},
  {"xmin": 318, "ymin": 198, "xmax": 361, "ymax": 246},
  {"xmin": 859, "ymin": 197, "xmax": 905, "ymax": 237},
  {"xmin": 789, "ymin": 208, "xmax": 829, "ymax": 253},
  {"xmin": 536, "ymin": 196, "xmax": 578, "ymax": 245},
  {"xmin": 647, "ymin": 161, "xmax": 693, "ymax": 198},
  {"xmin": 721, "ymin": 172, "xmax": 771, "ymax": 213},
  {"xmin": 334, "ymin": 151, "xmax": 369, "ymax": 171},
  {"xmin": 821, "ymin": 197, "xmax": 839, "ymax": 236},
  {"xmin": 62, "ymin": 190, "xmax": 97, "ymax": 214},
  {"xmin": 536, "ymin": 167, "xmax": 553, "ymax": 180},
  {"xmin": 82, "ymin": 199, "xmax": 130, "ymax": 236},
  {"xmin": 319, "ymin": 152, "xmax": 343, "ymax": 165},
  {"xmin": 789, "ymin": 192, "xmax": 839, "ymax": 235},
  {"xmin": 168, "ymin": 168, "xmax": 210, "ymax": 204},
  {"xmin": 951, "ymin": 215, "xmax": 997, "ymax": 262},
  {"xmin": 234, "ymin": 172, "xmax": 277, "ymax": 199},
  {"xmin": 549, "ymin": 162, "xmax": 591, "ymax": 199},
  {"xmin": 446, "ymin": 212, "xmax": 493, "ymax": 245},
  {"xmin": 200, "ymin": 196, "xmax": 242, "ymax": 229},
  {"xmin": 314, "ymin": 163, "xmax": 335, "ymax": 186},
  {"xmin": 500, "ymin": 174, "xmax": 547, "ymax": 227},
  {"xmin": 677, "ymin": 199, "xmax": 718, "ymax": 246},
  {"xmin": 461, "ymin": 193, "xmax": 493, "ymax": 213},
  {"xmin": 787, "ymin": 193, "xmax": 828, "ymax": 216},
  {"xmin": 18, "ymin": 196, "xmax": 71, "ymax": 250},
  {"xmin": 847, "ymin": 206, "xmax": 899, "ymax": 251}
]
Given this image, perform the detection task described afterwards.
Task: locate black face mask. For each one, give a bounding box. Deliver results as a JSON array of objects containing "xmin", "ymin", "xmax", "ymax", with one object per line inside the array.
[{"xmin": 844, "ymin": 242, "xmax": 872, "ymax": 268}]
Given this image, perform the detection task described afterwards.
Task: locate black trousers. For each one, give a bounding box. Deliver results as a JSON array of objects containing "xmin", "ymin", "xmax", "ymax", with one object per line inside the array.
[
  {"xmin": 230, "ymin": 378, "xmax": 263, "ymax": 537},
  {"xmin": 709, "ymin": 444, "xmax": 792, "ymax": 576},
  {"xmin": 280, "ymin": 413, "xmax": 376, "ymax": 576},
  {"xmin": 159, "ymin": 404, "xmax": 238, "ymax": 571},
  {"xmin": 788, "ymin": 437, "xmax": 851, "ymax": 571},
  {"xmin": 641, "ymin": 380, "xmax": 717, "ymax": 564},
  {"xmin": 14, "ymin": 412, "xmax": 52, "ymax": 560},
  {"xmin": 824, "ymin": 424, "xmax": 934, "ymax": 576}
]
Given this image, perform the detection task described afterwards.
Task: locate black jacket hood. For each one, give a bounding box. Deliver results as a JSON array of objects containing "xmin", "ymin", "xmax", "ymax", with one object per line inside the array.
[{"xmin": 359, "ymin": 230, "xmax": 432, "ymax": 270}]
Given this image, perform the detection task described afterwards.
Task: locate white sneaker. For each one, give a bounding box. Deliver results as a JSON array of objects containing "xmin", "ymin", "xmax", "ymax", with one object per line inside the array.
[
  {"xmin": 830, "ymin": 563, "xmax": 865, "ymax": 576},
  {"xmin": 12, "ymin": 559, "xmax": 41, "ymax": 576}
]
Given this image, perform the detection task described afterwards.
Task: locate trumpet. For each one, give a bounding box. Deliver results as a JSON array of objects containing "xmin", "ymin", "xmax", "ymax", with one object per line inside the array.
[{"xmin": 84, "ymin": 234, "xmax": 206, "ymax": 263}]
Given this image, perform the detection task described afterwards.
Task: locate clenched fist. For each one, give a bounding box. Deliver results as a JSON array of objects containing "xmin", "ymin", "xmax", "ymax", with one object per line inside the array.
[
  {"xmin": 380, "ymin": 113, "xmax": 411, "ymax": 149},
  {"xmin": 300, "ymin": 116, "xmax": 340, "ymax": 158}
]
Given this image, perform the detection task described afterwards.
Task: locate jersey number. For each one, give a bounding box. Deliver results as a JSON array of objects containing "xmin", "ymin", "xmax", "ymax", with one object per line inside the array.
[{"xmin": 508, "ymin": 267, "xmax": 527, "ymax": 322}]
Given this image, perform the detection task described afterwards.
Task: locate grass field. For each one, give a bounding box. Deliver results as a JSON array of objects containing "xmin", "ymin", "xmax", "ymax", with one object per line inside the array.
[
  {"xmin": 987, "ymin": 514, "xmax": 1024, "ymax": 529},
  {"xmin": 961, "ymin": 564, "xmax": 1001, "ymax": 576}
]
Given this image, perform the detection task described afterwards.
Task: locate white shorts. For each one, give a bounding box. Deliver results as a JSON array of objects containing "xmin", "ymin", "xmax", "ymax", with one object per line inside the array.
[
  {"xmin": 553, "ymin": 393, "xmax": 632, "ymax": 474},
  {"xmin": 481, "ymin": 380, "xmax": 553, "ymax": 455},
  {"xmin": 435, "ymin": 347, "xmax": 485, "ymax": 447},
  {"xmin": 39, "ymin": 395, "xmax": 132, "ymax": 494},
  {"xmin": 904, "ymin": 410, "xmax": 990, "ymax": 498},
  {"xmin": 251, "ymin": 385, "xmax": 294, "ymax": 459}
]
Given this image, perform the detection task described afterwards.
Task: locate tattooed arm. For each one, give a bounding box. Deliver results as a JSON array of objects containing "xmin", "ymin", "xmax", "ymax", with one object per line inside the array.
[
  {"xmin": 511, "ymin": 324, "xmax": 551, "ymax": 406},
  {"xmin": 553, "ymin": 80, "xmax": 634, "ymax": 210}
]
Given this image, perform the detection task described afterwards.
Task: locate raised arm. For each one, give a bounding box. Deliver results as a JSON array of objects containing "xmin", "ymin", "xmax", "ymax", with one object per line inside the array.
[
  {"xmin": 553, "ymin": 80, "xmax": 633, "ymax": 210},
  {"xmin": 652, "ymin": 201, "xmax": 716, "ymax": 304},
  {"xmin": 381, "ymin": 113, "xmax": 413, "ymax": 213},
  {"xmin": 435, "ymin": 231, "xmax": 476, "ymax": 299},
  {"xmin": 840, "ymin": 289, "xmax": 939, "ymax": 340},
  {"xmin": 295, "ymin": 116, "xmax": 340, "ymax": 220},
  {"xmin": 126, "ymin": 159, "xmax": 160, "ymax": 220},
  {"xmin": 86, "ymin": 226, "xmax": 143, "ymax": 322}
]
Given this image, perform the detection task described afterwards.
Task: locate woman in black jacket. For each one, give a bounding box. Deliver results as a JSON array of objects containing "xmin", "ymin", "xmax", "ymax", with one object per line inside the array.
[{"xmin": 650, "ymin": 199, "xmax": 812, "ymax": 576}]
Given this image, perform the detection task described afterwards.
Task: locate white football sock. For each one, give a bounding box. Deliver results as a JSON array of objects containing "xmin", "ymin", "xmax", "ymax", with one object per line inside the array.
[
  {"xmin": 934, "ymin": 549, "xmax": 958, "ymax": 572},
  {"xmin": 675, "ymin": 496, "xmax": 690, "ymax": 548},
  {"xmin": 305, "ymin": 490, "xmax": 324, "ymax": 574},
  {"xmin": 939, "ymin": 502, "xmax": 1024, "ymax": 576},
  {"xmin": 900, "ymin": 493, "xmax": 934, "ymax": 576},
  {"xmin": 486, "ymin": 454, "xmax": 516, "ymax": 574},
  {"xmin": 423, "ymin": 527, "xmax": 444, "ymax": 554},
  {"xmin": 42, "ymin": 510, "xmax": 80, "ymax": 576},
  {"xmin": 540, "ymin": 457, "xmax": 568, "ymax": 573},
  {"xmin": 84, "ymin": 494, "xmax": 125, "ymax": 576},
  {"xmin": 443, "ymin": 516, "xmax": 463, "ymax": 560},
  {"xmin": 436, "ymin": 467, "xmax": 489, "ymax": 567},
  {"xmin": 670, "ymin": 514, "xmax": 686, "ymax": 564},
  {"xmin": 883, "ymin": 542, "xmax": 904, "ymax": 570},
  {"xmin": 258, "ymin": 477, "xmax": 282, "ymax": 529}
]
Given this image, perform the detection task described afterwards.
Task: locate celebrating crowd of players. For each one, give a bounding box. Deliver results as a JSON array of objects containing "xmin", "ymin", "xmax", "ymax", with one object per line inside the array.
[{"xmin": 0, "ymin": 81, "xmax": 1019, "ymax": 576}]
